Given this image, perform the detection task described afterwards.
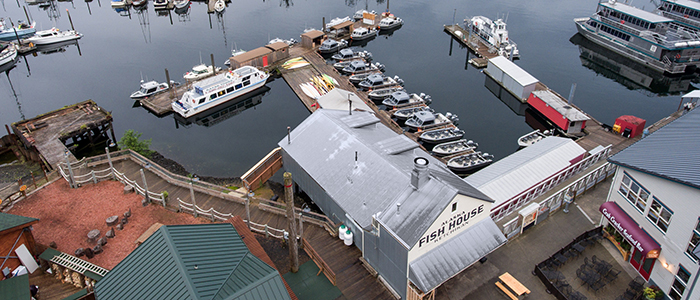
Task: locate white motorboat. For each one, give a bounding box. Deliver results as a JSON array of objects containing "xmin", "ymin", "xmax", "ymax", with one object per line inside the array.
[
  {"xmin": 130, "ymin": 80, "xmax": 178, "ymax": 99},
  {"xmin": 325, "ymin": 16, "xmax": 352, "ymax": 29},
  {"xmin": 214, "ymin": 0, "xmax": 225, "ymax": 12},
  {"xmin": 183, "ymin": 64, "xmax": 221, "ymax": 81},
  {"xmin": 518, "ymin": 129, "xmax": 549, "ymax": 147},
  {"xmin": 318, "ymin": 38, "xmax": 347, "ymax": 54},
  {"xmin": 466, "ymin": 16, "xmax": 519, "ymax": 59},
  {"xmin": 268, "ymin": 37, "xmax": 297, "ymax": 46},
  {"xmin": 340, "ymin": 60, "xmax": 384, "ymax": 75},
  {"xmin": 368, "ymin": 86, "xmax": 405, "ymax": 101},
  {"xmin": 392, "ymin": 105, "xmax": 432, "ymax": 121},
  {"xmin": 111, "ymin": 0, "xmax": 127, "ymax": 7},
  {"xmin": 172, "ymin": 66, "xmax": 269, "ymax": 118},
  {"xmin": 333, "ymin": 58, "xmax": 365, "ymax": 70},
  {"xmin": 154, "ymin": 0, "xmax": 169, "ymax": 9},
  {"xmin": 357, "ymin": 74, "xmax": 403, "ymax": 91},
  {"xmin": 447, "ymin": 152, "xmax": 494, "ymax": 173},
  {"xmin": 174, "ymin": 0, "xmax": 189, "ymax": 9},
  {"xmin": 0, "ymin": 44, "xmax": 18, "ymax": 66},
  {"xmin": 351, "ymin": 27, "xmax": 378, "ymax": 40},
  {"xmin": 378, "ymin": 16, "xmax": 403, "ymax": 31},
  {"xmin": 432, "ymin": 139, "xmax": 478, "ymax": 157},
  {"xmin": 419, "ymin": 127, "xmax": 465, "ymax": 144},
  {"xmin": 132, "ymin": 0, "xmax": 147, "ymax": 7},
  {"xmin": 25, "ymin": 28, "xmax": 82, "ymax": 45},
  {"xmin": 382, "ymin": 91, "xmax": 431, "ymax": 109},
  {"xmin": 404, "ymin": 111, "xmax": 459, "ymax": 132},
  {"xmin": 331, "ymin": 48, "xmax": 372, "ymax": 62}
]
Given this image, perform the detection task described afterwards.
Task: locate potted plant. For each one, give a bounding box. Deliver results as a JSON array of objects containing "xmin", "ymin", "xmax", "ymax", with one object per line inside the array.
[{"xmin": 643, "ymin": 286, "xmax": 663, "ymax": 300}]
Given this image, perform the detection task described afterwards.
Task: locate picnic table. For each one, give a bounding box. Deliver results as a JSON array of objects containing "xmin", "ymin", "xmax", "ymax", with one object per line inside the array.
[{"xmin": 495, "ymin": 272, "xmax": 530, "ymax": 299}]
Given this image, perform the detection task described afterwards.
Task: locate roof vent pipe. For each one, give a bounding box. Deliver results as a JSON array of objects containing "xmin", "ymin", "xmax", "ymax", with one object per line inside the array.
[
  {"xmin": 396, "ymin": 203, "xmax": 401, "ymax": 215},
  {"xmin": 287, "ymin": 126, "xmax": 291, "ymax": 144},
  {"xmin": 410, "ymin": 157, "xmax": 429, "ymax": 190}
]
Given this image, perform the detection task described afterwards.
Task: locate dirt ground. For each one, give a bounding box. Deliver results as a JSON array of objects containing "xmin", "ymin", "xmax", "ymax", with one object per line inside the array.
[
  {"xmin": 8, "ymin": 179, "xmax": 208, "ymax": 269},
  {"xmin": 256, "ymin": 234, "xmax": 311, "ymax": 274}
]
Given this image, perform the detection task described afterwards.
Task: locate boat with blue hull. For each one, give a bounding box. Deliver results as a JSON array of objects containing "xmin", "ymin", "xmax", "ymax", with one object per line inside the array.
[
  {"xmin": 575, "ymin": 0, "xmax": 700, "ymax": 74},
  {"xmin": 172, "ymin": 66, "xmax": 269, "ymax": 118},
  {"xmin": 0, "ymin": 20, "xmax": 35, "ymax": 41}
]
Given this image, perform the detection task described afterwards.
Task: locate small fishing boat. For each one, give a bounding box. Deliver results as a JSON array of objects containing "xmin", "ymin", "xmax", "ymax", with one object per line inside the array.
[
  {"xmin": 326, "ymin": 16, "xmax": 352, "ymax": 29},
  {"xmin": 333, "ymin": 58, "xmax": 365, "ymax": 70},
  {"xmin": 350, "ymin": 27, "xmax": 378, "ymax": 40},
  {"xmin": 268, "ymin": 37, "xmax": 297, "ymax": 46},
  {"xmin": 318, "ymin": 38, "xmax": 347, "ymax": 54},
  {"xmin": 25, "ymin": 28, "xmax": 82, "ymax": 45},
  {"xmin": 154, "ymin": 0, "xmax": 169, "ymax": 9},
  {"xmin": 130, "ymin": 80, "xmax": 178, "ymax": 99},
  {"xmin": 349, "ymin": 71, "xmax": 381, "ymax": 85},
  {"xmin": 378, "ymin": 16, "xmax": 403, "ymax": 31},
  {"xmin": 446, "ymin": 152, "xmax": 494, "ymax": 173},
  {"xmin": 174, "ymin": 0, "xmax": 189, "ymax": 9},
  {"xmin": 392, "ymin": 105, "xmax": 432, "ymax": 121},
  {"xmin": 466, "ymin": 16, "xmax": 519, "ymax": 59},
  {"xmin": 358, "ymin": 74, "xmax": 403, "ymax": 91},
  {"xmin": 419, "ymin": 127, "xmax": 465, "ymax": 144},
  {"xmin": 172, "ymin": 66, "xmax": 269, "ymax": 118},
  {"xmin": 111, "ymin": 0, "xmax": 127, "ymax": 7},
  {"xmin": 214, "ymin": 0, "xmax": 225, "ymax": 12},
  {"xmin": 353, "ymin": 9, "xmax": 375, "ymax": 20},
  {"xmin": 0, "ymin": 19, "xmax": 35, "ymax": 42},
  {"xmin": 518, "ymin": 129, "xmax": 549, "ymax": 147},
  {"xmin": 404, "ymin": 111, "xmax": 459, "ymax": 132},
  {"xmin": 368, "ymin": 86, "xmax": 405, "ymax": 101},
  {"xmin": 341, "ymin": 60, "xmax": 384, "ymax": 75},
  {"xmin": 183, "ymin": 64, "xmax": 221, "ymax": 81},
  {"xmin": 132, "ymin": 0, "xmax": 147, "ymax": 7},
  {"xmin": 331, "ymin": 48, "xmax": 372, "ymax": 62},
  {"xmin": 432, "ymin": 139, "xmax": 478, "ymax": 157},
  {"xmin": 382, "ymin": 91, "xmax": 431, "ymax": 109},
  {"xmin": 0, "ymin": 44, "xmax": 18, "ymax": 66}
]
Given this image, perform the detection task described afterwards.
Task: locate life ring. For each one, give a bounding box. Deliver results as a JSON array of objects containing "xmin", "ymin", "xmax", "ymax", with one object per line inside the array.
[{"xmin": 676, "ymin": 53, "xmax": 681, "ymax": 60}]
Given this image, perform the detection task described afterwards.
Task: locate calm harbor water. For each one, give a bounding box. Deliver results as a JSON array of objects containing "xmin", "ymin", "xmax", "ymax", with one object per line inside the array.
[{"xmin": 0, "ymin": 0, "xmax": 694, "ymax": 177}]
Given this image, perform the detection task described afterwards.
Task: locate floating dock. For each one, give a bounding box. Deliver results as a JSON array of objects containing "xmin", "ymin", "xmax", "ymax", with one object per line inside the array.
[
  {"xmin": 138, "ymin": 84, "xmax": 188, "ymax": 116},
  {"xmin": 444, "ymin": 24, "xmax": 500, "ymax": 60}
]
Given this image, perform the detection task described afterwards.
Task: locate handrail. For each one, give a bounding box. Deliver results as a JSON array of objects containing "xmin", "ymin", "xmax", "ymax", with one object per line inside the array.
[{"xmin": 302, "ymin": 238, "xmax": 337, "ymax": 286}]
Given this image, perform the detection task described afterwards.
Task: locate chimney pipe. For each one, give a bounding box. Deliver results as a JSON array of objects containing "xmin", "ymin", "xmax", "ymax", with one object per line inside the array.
[
  {"xmin": 287, "ymin": 126, "xmax": 291, "ymax": 144},
  {"xmin": 396, "ymin": 203, "xmax": 401, "ymax": 215},
  {"xmin": 411, "ymin": 157, "xmax": 429, "ymax": 190}
]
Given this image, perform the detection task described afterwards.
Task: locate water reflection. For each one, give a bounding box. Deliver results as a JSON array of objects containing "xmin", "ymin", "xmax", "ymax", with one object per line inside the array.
[
  {"xmin": 0, "ymin": 58, "xmax": 25, "ymax": 120},
  {"xmin": 483, "ymin": 74, "xmax": 527, "ymax": 116},
  {"xmin": 135, "ymin": 4, "xmax": 150, "ymax": 43},
  {"xmin": 32, "ymin": 39, "xmax": 81, "ymax": 55},
  {"xmin": 570, "ymin": 33, "xmax": 698, "ymax": 96},
  {"xmin": 175, "ymin": 2, "xmax": 189, "ymax": 22},
  {"xmin": 174, "ymin": 86, "xmax": 270, "ymax": 128},
  {"xmin": 113, "ymin": 5, "xmax": 130, "ymax": 18}
]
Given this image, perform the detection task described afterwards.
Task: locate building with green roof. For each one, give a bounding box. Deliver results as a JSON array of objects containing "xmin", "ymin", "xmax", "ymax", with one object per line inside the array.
[
  {"xmin": 94, "ymin": 223, "xmax": 292, "ymax": 300},
  {"xmin": 0, "ymin": 212, "xmax": 39, "ymax": 280}
]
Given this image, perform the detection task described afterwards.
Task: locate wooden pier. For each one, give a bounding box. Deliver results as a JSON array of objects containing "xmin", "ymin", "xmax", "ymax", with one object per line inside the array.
[
  {"xmin": 138, "ymin": 84, "xmax": 188, "ymax": 116},
  {"xmin": 444, "ymin": 24, "xmax": 500, "ymax": 60},
  {"xmin": 11, "ymin": 100, "xmax": 115, "ymax": 170}
]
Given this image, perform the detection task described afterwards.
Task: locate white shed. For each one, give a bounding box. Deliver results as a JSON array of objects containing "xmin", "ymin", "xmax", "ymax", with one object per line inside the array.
[{"xmin": 485, "ymin": 56, "xmax": 539, "ymax": 102}]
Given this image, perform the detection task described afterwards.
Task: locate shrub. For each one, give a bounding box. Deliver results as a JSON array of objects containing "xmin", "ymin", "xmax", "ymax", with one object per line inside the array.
[{"xmin": 119, "ymin": 129, "xmax": 154, "ymax": 157}]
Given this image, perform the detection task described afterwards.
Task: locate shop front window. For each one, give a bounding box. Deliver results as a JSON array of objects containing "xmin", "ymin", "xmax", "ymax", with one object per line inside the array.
[
  {"xmin": 669, "ymin": 265, "xmax": 691, "ymax": 300},
  {"xmin": 647, "ymin": 197, "xmax": 673, "ymax": 233},
  {"xmin": 619, "ymin": 172, "xmax": 650, "ymax": 213}
]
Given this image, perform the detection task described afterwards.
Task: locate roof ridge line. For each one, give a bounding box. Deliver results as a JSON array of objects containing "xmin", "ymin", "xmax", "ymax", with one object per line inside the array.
[{"xmin": 161, "ymin": 226, "xmax": 201, "ymax": 300}]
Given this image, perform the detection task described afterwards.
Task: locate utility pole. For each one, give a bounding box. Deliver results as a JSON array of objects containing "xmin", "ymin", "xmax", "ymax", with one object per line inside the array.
[{"xmin": 284, "ymin": 172, "xmax": 299, "ymax": 273}]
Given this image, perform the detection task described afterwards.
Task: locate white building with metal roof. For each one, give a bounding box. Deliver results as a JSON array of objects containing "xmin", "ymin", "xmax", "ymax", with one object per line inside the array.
[
  {"xmin": 601, "ymin": 107, "xmax": 700, "ymax": 299},
  {"xmin": 278, "ymin": 109, "xmax": 507, "ymax": 299}
]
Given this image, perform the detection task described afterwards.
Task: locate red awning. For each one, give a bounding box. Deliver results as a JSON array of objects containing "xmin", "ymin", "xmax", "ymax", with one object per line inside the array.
[{"xmin": 600, "ymin": 202, "xmax": 661, "ymax": 257}]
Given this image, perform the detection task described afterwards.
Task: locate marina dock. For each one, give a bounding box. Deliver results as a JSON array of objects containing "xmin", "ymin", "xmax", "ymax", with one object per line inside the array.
[
  {"xmin": 138, "ymin": 84, "xmax": 188, "ymax": 116},
  {"xmin": 444, "ymin": 24, "xmax": 500, "ymax": 60}
]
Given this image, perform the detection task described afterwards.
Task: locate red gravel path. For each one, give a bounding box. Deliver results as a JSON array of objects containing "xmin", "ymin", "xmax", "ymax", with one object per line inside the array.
[{"xmin": 9, "ymin": 179, "xmax": 207, "ymax": 270}]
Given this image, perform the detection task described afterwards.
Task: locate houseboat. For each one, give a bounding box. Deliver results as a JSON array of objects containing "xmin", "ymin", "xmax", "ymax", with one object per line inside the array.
[
  {"xmin": 172, "ymin": 66, "xmax": 269, "ymax": 118},
  {"xmin": 575, "ymin": 0, "xmax": 700, "ymax": 74},
  {"xmin": 465, "ymin": 16, "xmax": 519, "ymax": 59}
]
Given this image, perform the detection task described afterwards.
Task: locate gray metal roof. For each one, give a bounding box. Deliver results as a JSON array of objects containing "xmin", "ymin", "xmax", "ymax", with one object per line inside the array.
[
  {"xmin": 408, "ymin": 218, "xmax": 506, "ymax": 292},
  {"xmin": 531, "ymin": 90, "xmax": 590, "ymax": 122},
  {"xmin": 279, "ymin": 109, "xmax": 491, "ymax": 246},
  {"xmin": 600, "ymin": 1, "xmax": 672, "ymax": 23},
  {"xmin": 465, "ymin": 137, "xmax": 586, "ymax": 208},
  {"xmin": 666, "ymin": 0, "xmax": 700, "ymax": 11},
  {"xmin": 608, "ymin": 107, "xmax": 700, "ymax": 189},
  {"xmin": 317, "ymin": 88, "xmax": 372, "ymax": 112},
  {"xmin": 95, "ymin": 224, "xmax": 290, "ymax": 300}
]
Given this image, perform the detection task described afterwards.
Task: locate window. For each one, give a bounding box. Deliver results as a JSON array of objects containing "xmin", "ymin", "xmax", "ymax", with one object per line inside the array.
[
  {"xmin": 647, "ymin": 197, "xmax": 673, "ymax": 232},
  {"xmin": 685, "ymin": 219, "xmax": 700, "ymax": 262},
  {"xmin": 452, "ymin": 203, "xmax": 457, "ymax": 212},
  {"xmin": 619, "ymin": 172, "xmax": 650, "ymax": 213},
  {"xmin": 669, "ymin": 265, "xmax": 691, "ymax": 300}
]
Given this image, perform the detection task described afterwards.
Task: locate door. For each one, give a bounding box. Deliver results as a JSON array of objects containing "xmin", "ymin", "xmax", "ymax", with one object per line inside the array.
[
  {"xmin": 630, "ymin": 248, "xmax": 643, "ymax": 273},
  {"xmin": 630, "ymin": 248, "xmax": 655, "ymax": 280}
]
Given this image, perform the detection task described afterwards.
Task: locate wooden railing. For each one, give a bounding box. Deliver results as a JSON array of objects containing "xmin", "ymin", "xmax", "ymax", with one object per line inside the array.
[
  {"xmin": 241, "ymin": 147, "xmax": 283, "ymax": 191},
  {"xmin": 302, "ymin": 238, "xmax": 336, "ymax": 286}
]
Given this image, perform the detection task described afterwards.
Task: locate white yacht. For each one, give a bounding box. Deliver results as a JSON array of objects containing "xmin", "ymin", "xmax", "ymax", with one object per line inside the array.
[
  {"xmin": 465, "ymin": 16, "xmax": 519, "ymax": 59},
  {"xmin": 172, "ymin": 66, "xmax": 269, "ymax": 118},
  {"xmin": 378, "ymin": 16, "xmax": 403, "ymax": 31},
  {"xmin": 25, "ymin": 28, "xmax": 82, "ymax": 45},
  {"xmin": 351, "ymin": 27, "xmax": 378, "ymax": 40}
]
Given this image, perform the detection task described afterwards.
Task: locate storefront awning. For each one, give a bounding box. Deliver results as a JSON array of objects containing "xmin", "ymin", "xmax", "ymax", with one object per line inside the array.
[
  {"xmin": 599, "ymin": 202, "xmax": 661, "ymax": 257},
  {"xmin": 408, "ymin": 218, "xmax": 507, "ymax": 293}
]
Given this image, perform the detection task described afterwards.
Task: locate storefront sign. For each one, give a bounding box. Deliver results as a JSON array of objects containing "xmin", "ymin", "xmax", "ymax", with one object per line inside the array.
[
  {"xmin": 418, "ymin": 204, "xmax": 484, "ymax": 248},
  {"xmin": 601, "ymin": 207, "xmax": 645, "ymax": 253}
]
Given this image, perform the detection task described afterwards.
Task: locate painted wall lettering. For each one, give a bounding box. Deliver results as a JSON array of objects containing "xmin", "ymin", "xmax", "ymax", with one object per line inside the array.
[{"xmin": 418, "ymin": 204, "xmax": 484, "ymax": 248}]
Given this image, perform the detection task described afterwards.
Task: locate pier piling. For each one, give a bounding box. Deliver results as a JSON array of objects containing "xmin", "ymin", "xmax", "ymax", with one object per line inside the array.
[{"xmin": 284, "ymin": 172, "xmax": 299, "ymax": 273}]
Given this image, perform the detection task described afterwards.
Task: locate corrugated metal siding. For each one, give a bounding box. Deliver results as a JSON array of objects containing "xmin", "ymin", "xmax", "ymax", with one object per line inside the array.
[
  {"xmin": 374, "ymin": 224, "xmax": 408, "ymax": 300},
  {"xmin": 408, "ymin": 218, "xmax": 506, "ymax": 292},
  {"xmin": 465, "ymin": 137, "xmax": 586, "ymax": 207},
  {"xmin": 608, "ymin": 108, "xmax": 700, "ymax": 189}
]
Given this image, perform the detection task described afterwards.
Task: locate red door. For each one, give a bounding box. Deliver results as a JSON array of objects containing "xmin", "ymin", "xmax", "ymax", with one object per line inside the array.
[
  {"xmin": 262, "ymin": 56, "xmax": 268, "ymax": 67},
  {"xmin": 630, "ymin": 248, "xmax": 655, "ymax": 280}
]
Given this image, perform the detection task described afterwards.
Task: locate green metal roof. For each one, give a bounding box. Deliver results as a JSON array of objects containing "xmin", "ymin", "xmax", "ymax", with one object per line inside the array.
[
  {"xmin": 94, "ymin": 223, "xmax": 291, "ymax": 300},
  {"xmin": 0, "ymin": 273, "xmax": 30, "ymax": 300},
  {"xmin": 0, "ymin": 212, "xmax": 38, "ymax": 232}
]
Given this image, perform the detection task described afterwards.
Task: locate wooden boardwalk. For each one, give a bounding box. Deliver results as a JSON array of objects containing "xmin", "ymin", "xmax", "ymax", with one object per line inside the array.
[
  {"xmin": 444, "ymin": 24, "xmax": 500, "ymax": 60},
  {"xmin": 29, "ymin": 271, "xmax": 83, "ymax": 300}
]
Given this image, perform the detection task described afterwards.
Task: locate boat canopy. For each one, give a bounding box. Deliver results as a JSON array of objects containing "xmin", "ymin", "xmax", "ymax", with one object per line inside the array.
[{"xmin": 600, "ymin": 1, "xmax": 672, "ymax": 24}]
